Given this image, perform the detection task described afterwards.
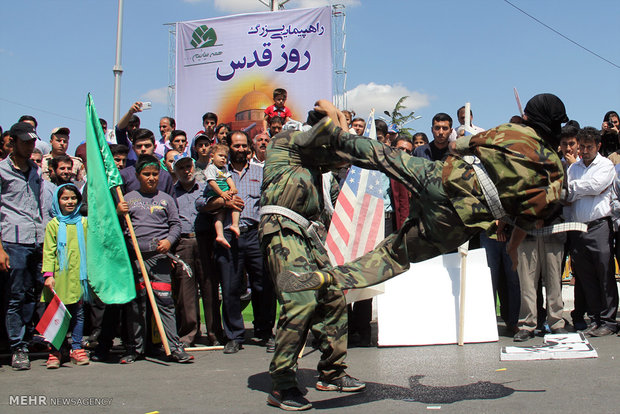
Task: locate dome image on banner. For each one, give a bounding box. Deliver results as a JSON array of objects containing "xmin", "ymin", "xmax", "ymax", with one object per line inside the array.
[
  {"xmin": 235, "ymin": 90, "xmax": 271, "ymax": 122},
  {"xmin": 191, "ymin": 25, "xmax": 217, "ymax": 48},
  {"xmin": 231, "ymin": 89, "xmax": 272, "ymax": 137}
]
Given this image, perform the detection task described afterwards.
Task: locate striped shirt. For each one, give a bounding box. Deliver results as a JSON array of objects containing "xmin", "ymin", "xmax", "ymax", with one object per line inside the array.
[
  {"xmin": 174, "ymin": 181, "xmax": 205, "ymax": 234},
  {"xmin": 228, "ymin": 161, "xmax": 262, "ymax": 227}
]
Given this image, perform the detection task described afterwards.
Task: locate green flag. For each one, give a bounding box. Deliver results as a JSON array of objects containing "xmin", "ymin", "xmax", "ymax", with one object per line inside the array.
[{"xmin": 85, "ymin": 94, "xmax": 135, "ymax": 304}]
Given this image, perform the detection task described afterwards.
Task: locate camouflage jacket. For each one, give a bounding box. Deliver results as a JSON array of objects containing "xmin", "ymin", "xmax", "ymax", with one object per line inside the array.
[
  {"xmin": 260, "ymin": 118, "xmax": 340, "ymax": 238},
  {"xmin": 442, "ymin": 123, "xmax": 564, "ymax": 232}
]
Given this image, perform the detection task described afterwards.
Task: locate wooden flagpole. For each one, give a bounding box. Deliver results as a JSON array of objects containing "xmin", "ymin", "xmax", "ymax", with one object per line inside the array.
[
  {"xmin": 115, "ymin": 187, "xmax": 171, "ymax": 356},
  {"xmin": 185, "ymin": 346, "xmax": 224, "ymax": 352}
]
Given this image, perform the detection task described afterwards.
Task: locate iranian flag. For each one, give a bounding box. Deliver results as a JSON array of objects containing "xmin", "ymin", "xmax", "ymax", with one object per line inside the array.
[{"xmin": 36, "ymin": 292, "xmax": 72, "ymax": 350}]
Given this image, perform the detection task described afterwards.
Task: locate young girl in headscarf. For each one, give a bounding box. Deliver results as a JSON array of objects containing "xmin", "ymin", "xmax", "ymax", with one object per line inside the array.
[{"xmin": 42, "ymin": 184, "xmax": 90, "ymax": 368}]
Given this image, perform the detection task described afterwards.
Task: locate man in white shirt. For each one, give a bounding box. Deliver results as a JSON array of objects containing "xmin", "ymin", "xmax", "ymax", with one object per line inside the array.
[
  {"xmin": 156, "ymin": 116, "xmax": 175, "ymax": 157},
  {"xmin": 454, "ymin": 106, "xmax": 485, "ymax": 138},
  {"xmin": 565, "ymin": 126, "xmax": 618, "ymax": 337},
  {"xmin": 251, "ymin": 132, "xmax": 270, "ymax": 166}
]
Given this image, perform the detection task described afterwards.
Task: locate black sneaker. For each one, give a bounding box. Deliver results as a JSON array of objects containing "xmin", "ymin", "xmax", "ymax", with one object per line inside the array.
[
  {"xmin": 316, "ymin": 374, "xmax": 366, "ymax": 392},
  {"xmin": 253, "ymin": 336, "xmax": 277, "ymax": 353},
  {"xmin": 119, "ymin": 352, "xmax": 144, "ymax": 364},
  {"xmin": 223, "ymin": 340, "xmax": 243, "ymax": 354},
  {"xmin": 30, "ymin": 335, "xmax": 49, "ymax": 352},
  {"xmin": 278, "ymin": 270, "xmax": 332, "ymax": 293},
  {"xmin": 267, "ymin": 388, "xmax": 312, "ymax": 411},
  {"xmin": 169, "ymin": 349, "xmax": 194, "ymax": 363},
  {"xmin": 582, "ymin": 323, "xmax": 599, "ymax": 336},
  {"xmin": 11, "ymin": 350, "xmax": 30, "ymax": 371},
  {"xmin": 572, "ymin": 319, "xmax": 588, "ymax": 331},
  {"xmin": 513, "ymin": 329, "xmax": 535, "ymax": 342},
  {"xmin": 588, "ymin": 325, "xmax": 616, "ymax": 337},
  {"xmin": 90, "ymin": 346, "xmax": 110, "ymax": 362}
]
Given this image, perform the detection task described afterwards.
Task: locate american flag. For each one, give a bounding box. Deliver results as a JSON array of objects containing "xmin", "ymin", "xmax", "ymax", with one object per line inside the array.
[{"xmin": 325, "ymin": 110, "xmax": 385, "ymax": 267}]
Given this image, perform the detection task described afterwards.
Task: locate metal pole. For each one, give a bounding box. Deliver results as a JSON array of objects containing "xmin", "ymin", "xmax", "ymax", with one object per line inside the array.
[
  {"xmin": 165, "ymin": 23, "xmax": 176, "ymax": 118},
  {"xmin": 332, "ymin": 5, "xmax": 347, "ymax": 109},
  {"xmin": 258, "ymin": 0, "xmax": 288, "ymax": 11},
  {"xmin": 112, "ymin": 0, "xmax": 125, "ymax": 127}
]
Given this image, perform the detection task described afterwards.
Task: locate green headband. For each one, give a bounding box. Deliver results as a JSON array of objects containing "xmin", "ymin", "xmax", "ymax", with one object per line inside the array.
[{"xmin": 136, "ymin": 161, "xmax": 160, "ymax": 173}]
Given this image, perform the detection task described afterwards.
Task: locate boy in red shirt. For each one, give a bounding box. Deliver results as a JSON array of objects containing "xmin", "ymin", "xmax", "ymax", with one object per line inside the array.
[{"xmin": 263, "ymin": 88, "xmax": 291, "ymax": 132}]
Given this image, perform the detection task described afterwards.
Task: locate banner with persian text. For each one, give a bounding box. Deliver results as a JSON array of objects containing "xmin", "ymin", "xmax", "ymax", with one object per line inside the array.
[{"xmin": 176, "ymin": 7, "xmax": 332, "ymax": 138}]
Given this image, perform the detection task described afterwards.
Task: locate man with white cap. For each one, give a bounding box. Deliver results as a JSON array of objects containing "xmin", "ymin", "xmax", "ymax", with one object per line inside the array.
[
  {"xmin": 41, "ymin": 127, "xmax": 85, "ymax": 182},
  {"xmin": 171, "ymin": 153, "xmax": 205, "ymax": 346}
]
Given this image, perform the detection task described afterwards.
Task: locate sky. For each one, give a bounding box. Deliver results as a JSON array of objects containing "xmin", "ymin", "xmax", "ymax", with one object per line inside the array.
[{"xmin": 1, "ymin": 0, "xmax": 619, "ymax": 154}]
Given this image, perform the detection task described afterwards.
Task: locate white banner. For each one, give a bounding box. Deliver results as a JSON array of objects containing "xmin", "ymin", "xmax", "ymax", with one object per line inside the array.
[
  {"xmin": 176, "ymin": 7, "xmax": 333, "ymax": 138},
  {"xmin": 377, "ymin": 249, "xmax": 498, "ymax": 346}
]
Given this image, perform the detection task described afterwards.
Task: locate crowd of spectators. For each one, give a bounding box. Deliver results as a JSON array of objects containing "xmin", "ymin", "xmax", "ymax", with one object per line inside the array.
[{"xmin": 1, "ymin": 92, "xmax": 620, "ymax": 372}]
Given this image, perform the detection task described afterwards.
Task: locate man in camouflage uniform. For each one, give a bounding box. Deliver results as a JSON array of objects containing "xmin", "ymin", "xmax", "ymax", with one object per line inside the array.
[
  {"xmin": 278, "ymin": 94, "xmax": 569, "ymax": 294},
  {"xmin": 260, "ymin": 108, "xmax": 366, "ymax": 411}
]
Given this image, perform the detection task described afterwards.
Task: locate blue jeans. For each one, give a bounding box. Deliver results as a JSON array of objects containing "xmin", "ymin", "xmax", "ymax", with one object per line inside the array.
[
  {"xmin": 65, "ymin": 302, "xmax": 84, "ymax": 350},
  {"xmin": 4, "ymin": 242, "xmax": 43, "ymax": 351},
  {"xmin": 479, "ymin": 234, "xmax": 520, "ymax": 327},
  {"xmin": 216, "ymin": 228, "xmax": 276, "ymax": 343}
]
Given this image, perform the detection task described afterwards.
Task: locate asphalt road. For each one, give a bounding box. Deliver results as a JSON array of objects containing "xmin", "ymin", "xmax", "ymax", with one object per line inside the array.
[{"xmin": 2, "ymin": 321, "xmax": 620, "ymax": 414}]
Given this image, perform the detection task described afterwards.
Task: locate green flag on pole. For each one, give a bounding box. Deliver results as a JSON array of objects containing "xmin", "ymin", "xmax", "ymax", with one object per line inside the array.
[{"xmin": 85, "ymin": 93, "xmax": 135, "ymax": 304}]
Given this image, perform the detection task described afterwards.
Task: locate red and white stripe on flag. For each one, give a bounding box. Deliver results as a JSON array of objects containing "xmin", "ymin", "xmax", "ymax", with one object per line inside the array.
[
  {"xmin": 36, "ymin": 292, "xmax": 72, "ymax": 350},
  {"xmin": 326, "ymin": 110, "xmax": 385, "ymax": 267}
]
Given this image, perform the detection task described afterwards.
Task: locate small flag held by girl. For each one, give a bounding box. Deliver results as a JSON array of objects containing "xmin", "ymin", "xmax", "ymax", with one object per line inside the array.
[{"xmin": 36, "ymin": 291, "xmax": 71, "ymax": 351}]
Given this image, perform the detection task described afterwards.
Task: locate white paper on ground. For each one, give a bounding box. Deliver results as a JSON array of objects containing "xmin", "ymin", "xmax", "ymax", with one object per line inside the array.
[{"xmin": 501, "ymin": 332, "xmax": 598, "ymax": 361}]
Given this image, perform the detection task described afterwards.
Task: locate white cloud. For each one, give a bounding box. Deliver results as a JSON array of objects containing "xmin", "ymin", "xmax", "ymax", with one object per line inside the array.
[
  {"xmin": 141, "ymin": 87, "xmax": 169, "ymax": 105},
  {"xmin": 345, "ymin": 82, "xmax": 430, "ymax": 121},
  {"xmin": 208, "ymin": 0, "xmax": 360, "ymax": 13}
]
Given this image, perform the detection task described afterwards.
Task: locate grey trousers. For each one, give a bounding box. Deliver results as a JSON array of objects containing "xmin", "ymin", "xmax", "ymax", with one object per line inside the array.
[
  {"xmin": 517, "ymin": 237, "xmax": 566, "ymax": 331},
  {"xmin": 126, "ymin": 252, "xmax": 183, "ymax": 354},
  {"xmin": 172, "ymin": 237, "xmax": 200, "ymax": 346}
]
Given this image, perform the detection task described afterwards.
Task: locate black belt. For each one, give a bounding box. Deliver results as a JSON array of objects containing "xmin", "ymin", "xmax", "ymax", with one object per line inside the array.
[
  {"xmin": 238, "ymin": 224, "xmax": 258, "ymax": 234},
  {"xmin": 181, "ymin": 232, "xmax": 196, "ymax": 238},
  {"xmin": 587, "ymin": 217, "xmax": 610, "ymax": 229}
]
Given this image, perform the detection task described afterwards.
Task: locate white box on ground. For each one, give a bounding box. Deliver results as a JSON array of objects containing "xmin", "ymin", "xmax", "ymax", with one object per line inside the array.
[{"xmin": 376, "ymin": 248, "xmax": 498, "ymax": 346}]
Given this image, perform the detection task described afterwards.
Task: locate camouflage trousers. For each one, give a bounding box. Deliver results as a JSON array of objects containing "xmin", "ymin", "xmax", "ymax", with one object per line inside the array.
[
  {"xmin": 261, "ymin": 225, "xmax": 348, "ymax": 391},
  {"xmin": 323, "ymin": 137, "xmax": 480, "ymax": 290}
]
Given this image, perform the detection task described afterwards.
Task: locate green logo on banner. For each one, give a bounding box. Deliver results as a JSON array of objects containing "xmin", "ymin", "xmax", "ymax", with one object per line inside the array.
[{"xmin": 191, "ymin": 25, "xmax": 217, "ymax": 48}]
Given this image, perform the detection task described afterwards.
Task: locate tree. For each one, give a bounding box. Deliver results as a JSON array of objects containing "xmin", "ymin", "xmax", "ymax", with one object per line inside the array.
[{"xmin": 383, "ymin": 96, "xmax": 421, "ymax": 138}]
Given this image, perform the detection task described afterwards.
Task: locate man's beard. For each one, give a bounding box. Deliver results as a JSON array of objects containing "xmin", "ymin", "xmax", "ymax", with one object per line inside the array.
[{"xmin": 232, "ymin": 152, "xmax": 248, "ymax": 163}]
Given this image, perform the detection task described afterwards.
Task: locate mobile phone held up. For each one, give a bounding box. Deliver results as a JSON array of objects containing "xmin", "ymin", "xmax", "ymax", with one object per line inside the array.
[{"xmin": 140, "ymin": 101, "xmax": 152, "ymax": 110}]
